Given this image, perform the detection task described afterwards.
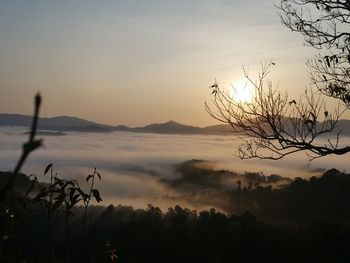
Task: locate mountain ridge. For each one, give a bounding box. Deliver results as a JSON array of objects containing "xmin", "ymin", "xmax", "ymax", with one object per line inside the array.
[
  {"xmin": 0, "ymin": 113, "xmax": 230, "ymax": 135},
  {"xmin": 1, "ymin": 113, "xmax": 350, "ymax": 136}
]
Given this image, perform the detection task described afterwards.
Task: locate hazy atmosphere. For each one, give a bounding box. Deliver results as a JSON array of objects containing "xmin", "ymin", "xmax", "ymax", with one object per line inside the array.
[
  {"xmin": 1, "ymin": 127, "xmax": 348, "ymax": 211},
  {"xmin": 0, "ymin": 0, "xmax": 316, "ymax": 126},
  {"xmin": 2, "ymin": 1, "xmax": 350, "ymax": 262}
]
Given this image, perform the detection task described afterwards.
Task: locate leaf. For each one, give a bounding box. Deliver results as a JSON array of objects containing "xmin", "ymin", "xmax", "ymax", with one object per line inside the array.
[
  {"xmin": 95, "ymin": 171, "xmax": 101, "ymax": 181},
  {"xmin": 69, "ymin": 191, "xmax": 80, "ymax": 203},
  {"xmin": 86, "ymin": 174, "xmax": 93, "ymax": 182},
  {"xmin": 92, "ymin": 189, "xmax": 102, "ymax": 202},
  {"xmin": 69, "ymin": 188, "xmax": 76, "ymax": 200},
  {"xmin": 54, "ymin": 178, "xmax": 64, "ymax": 187},
  {"xmin": 77, "ymin": 188, "xmax": 89, "ymax": 200},
  {"xmin": 69, "ymin": 196, "xmax": 81, "ymax": 209},
  {"xmin": 324, "ymin": 56, "xmax": 330, "ymax": 67},
  {"xmin": 44, "ymin": 163, "xmax": 53, "ymax": 175},
  {"xmin": 68, "ymin": 199, "xmax": 80, "ymax": 209},
  {"xmin": 72, "ymin": 194, "xmax": 81, "ymax": 203}
]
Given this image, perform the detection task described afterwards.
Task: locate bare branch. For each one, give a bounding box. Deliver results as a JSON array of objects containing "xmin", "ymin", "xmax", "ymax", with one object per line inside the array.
[
  {"xmin": 277, "ymin": 0, "xmax": 350, "ymax": 107},
  {"xmin": 0, "ymin": 93, "xmax": 43, "ymax": 200},
  {"xmin": 206, "ymin": 63, "xmax": 347, "ymax": 160}
]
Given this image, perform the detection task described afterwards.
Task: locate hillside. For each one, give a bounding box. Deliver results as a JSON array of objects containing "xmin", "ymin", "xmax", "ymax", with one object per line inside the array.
[
  {"xmin": 1, "ymin": 113, "xmax": 350, "ymax": 136},
  {"xmin": 0, "ymin": 113, "xmax": 228, "ymax": 135}
]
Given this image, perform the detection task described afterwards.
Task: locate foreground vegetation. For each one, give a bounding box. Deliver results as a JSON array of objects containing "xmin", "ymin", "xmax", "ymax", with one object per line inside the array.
[
  {"xmin": 2, "ymin": 167, "xmax": 350, "ymax": 262},
  {"xmin": 3, "ymin": 198, "xmax": 350, "ymax": 262}
]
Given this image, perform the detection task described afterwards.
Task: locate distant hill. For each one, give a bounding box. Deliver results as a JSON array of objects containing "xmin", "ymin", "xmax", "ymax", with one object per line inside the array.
[
  {"xmin": 0, "ymin": 113, "xmax": 229, "ymax": 135},
  {"xmin": 0, "ymin": 114, "xmax": 109, "ymax": 131},
  {"xmin": 1, "ymin": 113, "xmax": 350, "ymax": 136},
  {"xmin": 131, "ymin": 121, "xmax": 207, "ymax": 134}
]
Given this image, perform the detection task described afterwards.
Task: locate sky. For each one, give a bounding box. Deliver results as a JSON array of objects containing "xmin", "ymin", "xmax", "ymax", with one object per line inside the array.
[{"xmin": 0, "ymin": 0, "xmax": 318, "ymax": 126}]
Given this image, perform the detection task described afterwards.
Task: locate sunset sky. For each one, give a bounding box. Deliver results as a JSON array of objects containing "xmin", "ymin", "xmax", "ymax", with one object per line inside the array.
[{"xmin": 0, "ymin": 0, "xmax": 318, "ymax": 126}]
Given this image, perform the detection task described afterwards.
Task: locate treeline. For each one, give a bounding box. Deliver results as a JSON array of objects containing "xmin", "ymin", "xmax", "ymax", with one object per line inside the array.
[
  {"xmin": 5, "ymin": 203, "xmax": 350, "ymax": 263},
  {"xmin": 227, "ymin": 168, "xmax": 350, "ymax": 223},
  {"xmin": 169, "ymin": 160, "xmax": 350, "ymax": 223}
]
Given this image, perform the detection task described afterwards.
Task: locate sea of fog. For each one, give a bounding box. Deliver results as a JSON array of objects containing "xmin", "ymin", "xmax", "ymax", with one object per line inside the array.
[{"xmin": 0, "ymin": 126, "xmax": 349, "ymax": 211}]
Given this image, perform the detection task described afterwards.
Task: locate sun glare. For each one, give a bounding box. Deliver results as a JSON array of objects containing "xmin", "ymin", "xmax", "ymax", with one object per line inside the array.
[{"xmin": 229, "ymin": 79, "xmax": 253, "ymax": 103}]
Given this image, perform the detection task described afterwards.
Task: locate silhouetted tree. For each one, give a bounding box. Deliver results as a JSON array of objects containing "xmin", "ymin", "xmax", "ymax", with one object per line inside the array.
[
  {"xmin": 277, "ymin": 0, "xmax": 350, "ymax": 106},
  {"xmin": 206, "ymin": 0, "xmax": 350, "ymax": 160}
]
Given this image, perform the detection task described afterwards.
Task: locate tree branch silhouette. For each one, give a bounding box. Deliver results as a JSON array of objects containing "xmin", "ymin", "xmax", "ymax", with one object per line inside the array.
[
  {"xmin": 0, "ymin": 93, "xmax": 42, "ymax": 200},
  {"xmin": 207, "ymin": 1, "xmax": 350, "ymax": 161},
  {"xmin": 206, "ymin": 62, "xmax": 348, "ymax": 160},
  {"xmin": 277, "ymin": 0, "xmax": 350, "ymax": 107}
]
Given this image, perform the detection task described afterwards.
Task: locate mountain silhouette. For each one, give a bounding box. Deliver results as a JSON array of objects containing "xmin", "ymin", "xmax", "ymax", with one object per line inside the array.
[
  {"xmin": 0, "ymin": 113, "xmax": 229, "ymax": 135},
  {"xmin": 2, "ymin": 113, "xmax": 350, "ymax": 136}
]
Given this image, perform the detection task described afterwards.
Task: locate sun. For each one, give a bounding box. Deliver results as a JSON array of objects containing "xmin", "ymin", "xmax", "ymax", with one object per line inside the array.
[{"xmin": 229, "ymin": 79, "xmax": 253, "ymax": 103}]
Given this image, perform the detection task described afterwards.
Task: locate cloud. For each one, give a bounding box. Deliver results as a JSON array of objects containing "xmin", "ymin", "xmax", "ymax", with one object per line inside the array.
[{"xmin": 0, "ymin": 126, "xmax": 348, "ymax": 211}]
